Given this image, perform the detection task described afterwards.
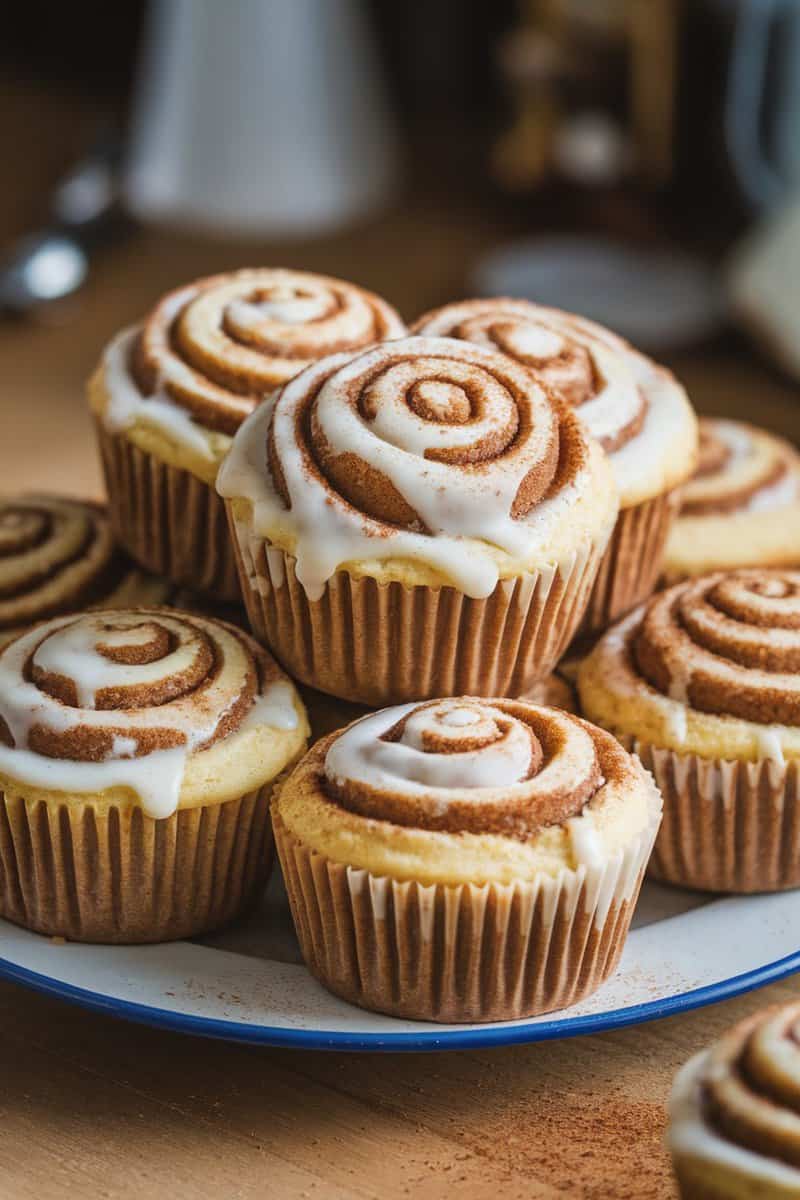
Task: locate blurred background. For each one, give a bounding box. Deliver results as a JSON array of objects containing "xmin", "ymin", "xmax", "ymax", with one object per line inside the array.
[{"xmin": 1, "ymin": 0, "xmax": 799, "ymax": 492}]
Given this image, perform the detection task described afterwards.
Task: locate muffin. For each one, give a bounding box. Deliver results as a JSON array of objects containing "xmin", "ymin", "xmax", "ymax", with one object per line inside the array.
[
  {"xmin": 579, "ymin": 568, "xmax": 800, "ymax": 892},
  {"xmin": 669, "ymin": 1001, "xmax": 800, "ymax": 1198},
  {"xmin": 0, "ymin": 494, "xmax": 169, "ymax": 647},
  {"xmin": 219, "ymin": 334, "xmax": 618, "ymax": 705},
  {"xmin": 664, "ymin": 417, "xmax": 800, "ymax": 582},
  {"xmin": 0, "ymin": 607, "xmax": 308, "ymax": 942},
  {"xmin": 89, "ymin": 269, "xmax": 406, "ymax": 601},
  {"xmin": 411, "ymin": 299, "xmax": 698, "ymax": 634},
  {"xmin": 274, "ymin": 695, "xmax": 661, "ymax": 1022}
]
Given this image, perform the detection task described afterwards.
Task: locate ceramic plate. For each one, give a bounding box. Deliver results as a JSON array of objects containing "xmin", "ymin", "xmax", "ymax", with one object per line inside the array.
[{"xmin": 0, "ymin": 875, "xmax": 797, "ymax": 1051}]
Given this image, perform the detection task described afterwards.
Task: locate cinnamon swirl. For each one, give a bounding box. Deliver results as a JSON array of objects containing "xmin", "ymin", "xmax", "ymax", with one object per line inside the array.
[
  {"xmin": 219, "ymin": 334, "xmax": 618, "ymax": 704},
  {"xmin": 579, "ymin": 569, "xmax": 800, "ymax": 890},
  {"xmin": 89, "ymin": 269, "xmax": 405, "ymax": 600},
  {"xmin": 664, "ymin": 418, "xmax": 800, "ymax": 581},
  {"xmin": 275, "ymin": 696, "xmax": 661, "ymax": 1021},
  {"xmin": 670, "ymin": 1002, "xmax": 800, "ymax": 1198},
  {"xmin": 0, "ymin": 494, "xmax": 169, "ymax": 645},
  {"xmin": 0, "ymin": 606, "xmax": 308, "ymax": 941},
  {"xmin": 412, "ymin": 299, "xmax": 698, "ymax": 632}
]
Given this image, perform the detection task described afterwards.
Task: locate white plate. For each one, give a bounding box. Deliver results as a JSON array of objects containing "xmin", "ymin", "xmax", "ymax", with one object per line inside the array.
[{"xmin": 0, "ymin": 875, "xmax": 797, "ymax": 1051}]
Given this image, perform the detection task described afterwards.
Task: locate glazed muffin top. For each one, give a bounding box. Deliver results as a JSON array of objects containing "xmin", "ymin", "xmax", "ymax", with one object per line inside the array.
[
  {"xmin": 0, "ymin": 607, "xmax": 308, "ymax": 816},
  {"xmin": 88, "ymin": 268, "xmax": 406, "ymax": 482},
  {"xmin": 218, "ymin": 335, "xmax": 618, "ymax": 598},
  {"xmin": 275, "ymin": 695, "xmax": 660, "ymax": 885},
  {"xmin": 579, "ymin": 568, "xmax": 800, "ymax": 762},
  {"xmin": 670, "ymin": 1002, "xmax": 800, "ymax": 1195},
  {"xmin": 664, "ymin": 418, "xmax": 800, "ymax": 580},
  {"xmin": 0, "ymin": 495, "xmax": 169, "ymax": 646},
  {"xmin": 411, "ymin": 298, "xmax": 698, "ymax": 509}
]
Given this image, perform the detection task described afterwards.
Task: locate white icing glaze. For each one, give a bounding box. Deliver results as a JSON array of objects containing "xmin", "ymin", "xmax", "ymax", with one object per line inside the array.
[
  {"xmin": 669, "ymin": 1051, "xmax": 800, "ymax": 1190},
  {"xmin": 218, "ymin": 337, "xmax": 602, "ymax": 601},
  {"xmin": 0, "ymin": 613, "xmax": 298, "ymax": 818},
  {"xmin": 567, "ymin": 814, "xmax": 605, "ymax": 869},
  {"xmin": 100, "ymin": 328, "xmax": 216, "ymax": 459},
  {"xmin": 324, "ymin": 699, "xmax": 598, "ymax": 808}
]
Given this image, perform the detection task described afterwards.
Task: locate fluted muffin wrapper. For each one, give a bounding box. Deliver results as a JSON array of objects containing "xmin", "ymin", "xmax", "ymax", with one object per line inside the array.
[
  {"xmin": 227, "ymin": 507, "xmax": 607, "ymax": 705},
  {"xmin": 0, "ymin": 783, "xmax": 274, "ymax": 943},
  {"xmin": 623, "ymin": 738, "xmax": 800, "ymax": 893},
  {"xmin": 578, "ymin": 489, "xmax": 681, "ymax": 637},
  {"xmin": 273, "ymin": 803, "xmax": 659, "ymax": 1024},
  {"xmin": 94, "ymin": 421, "xmax": 240, "ymax": 603}
]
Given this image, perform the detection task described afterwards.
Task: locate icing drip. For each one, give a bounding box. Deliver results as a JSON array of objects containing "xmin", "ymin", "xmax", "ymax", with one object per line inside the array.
[
  {"xmin": 217, "ymin": 335, "xmax": 600, "ymax": 601},
  {"xmin": 0, "ymin": 609, "xmax": 298, "ymax": 818},
  {"xmin": 320, "ymin": 696, "xmax": 635, "ymax": 841},
  {"xmin": 669, "ymin": 1004, "xmax": 800, "ymax": 1189},
  {"xmin": 98, "ymin": 268, "xmax": 406, "ymax": 440},
  {"xmin": 682, "ymin": 418, "xmax": 800, "ymax": 517}
]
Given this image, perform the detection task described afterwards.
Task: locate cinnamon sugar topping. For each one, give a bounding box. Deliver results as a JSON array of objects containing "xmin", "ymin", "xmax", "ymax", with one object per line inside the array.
[
  {"xmin": 321, "ymin": 697, "xmax": 634, "ymax": 839},
  {"xmin": 682, "ymin": 418, "xmax": 800, "ymax": 516},
  {"xmin": 633, "ymin": 569, "xmax": 800, "ymax": 725}
]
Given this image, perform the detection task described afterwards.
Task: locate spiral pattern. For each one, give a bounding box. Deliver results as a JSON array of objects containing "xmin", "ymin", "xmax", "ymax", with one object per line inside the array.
[
  {"xmin": 632, "ymin": 570, "xmax": 800, "ymax": 726},
  {"xmin": 0, "ymin": 608, "xmax": 296, "ymax": 816},
  {"xmin": 231, "ymin": 335, "xmax": 597, "ymax": 599},
  {"xmin": 127, "ymin": 269, "xmax": 406, "ymax": 435},
  {"xmin": 322, "ymin": 697, "xmax": 632, "ymax": 838},
  {"xmin": 411, "ymin": 299, "xmax": 647, "ymax": 453},
  {"xmin": 682, "ymin": 418, "xmax": 800, "ymax": 516},
  {"xmin": 683, "ymin": 1003, "xmax": 800, "ymax": 1172},
  {"xmin": 0, "ymin": 495, "xmax": 162, "ymax": 640}
]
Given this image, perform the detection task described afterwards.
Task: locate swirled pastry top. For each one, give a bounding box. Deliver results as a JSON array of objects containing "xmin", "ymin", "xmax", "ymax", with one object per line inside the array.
[
  {"xmin": 0, "ymin": 495, "xmax": 169, "ymax": 646},
  {"xmin": 670, "ymin": 1003, "xmax": 800, "ymax": 1195},
  {"xmin": 218, "ymin": 335, "xmax": 618, "ymax": 599},
  {"xmin": 276, "ymin": 696, "xmax": 660, "ymax": 885},
  {"xmin": 664, "ymin": 419, "xmax": 800, "ymax": 580},
  {"xmin": 88, "ymin": 269, "xmax": 406, "ymax": 481},
  {"xmin": 579, "ymin": 569, "xmax": 800, "ymax": 761},
  {"xmin": 0, "ymin": 608, "xmax": 307, "ymax": 817},
  {"xmin": 411, "ymin": 299, "xmax": 698, "ymax": 507}
]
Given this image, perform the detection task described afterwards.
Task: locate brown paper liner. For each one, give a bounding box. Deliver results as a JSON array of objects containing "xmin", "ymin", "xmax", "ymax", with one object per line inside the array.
[
  {"xmin": 579, "ymin": 489, "xmax": 681, "ymax": 637},
  {"xmin": 228, "ymin": 509, "xmax": 606, "ymax": 705},
  {"xmin": 94, "ymin": 421, "xmax": 241, "ymax": 603},
  {"xmin": 626, "ymin": 738, "xmax": 800, "ymax": 893},
  {"xmin": 274, "ymin": 807, "xmax": 658, "ymax": 1023},
  {"xmin": 0, "ymin": 784, "xmax": 274, "ymax": 943}
]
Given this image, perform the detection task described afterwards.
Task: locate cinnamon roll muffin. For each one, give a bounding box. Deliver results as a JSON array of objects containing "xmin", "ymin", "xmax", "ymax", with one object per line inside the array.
[
  {"xmin": 412, "ymin": 299, "xmax": 697, "ymax": 633},
  {"xmin": 0, "ymin": 494, "xmax": 169, "ymax": 647},
  {"xmin": 669, "ymin": 1002, "xmax": 800, "ymax": 1198},
  {"xmin": 0, "ymin": 607, "xmax": 307, "ymax": 942},
  {"xmin": 664, "ymin": 418, "xmax": 800, "ymax": 582},
  {"xmin": 274, "ymin": 696, "xmax": 661, "ymax": 1022},
  {"xmin": 89, "ymin": 269, "xmax": 406, "ymax": 601},
  {"xmin": 219, "ymin": 335, "xmax": 618, "ymax": 704},
  {"xmin": 579, "ymin": 568, "xmax": 800, "ymax": 891}
]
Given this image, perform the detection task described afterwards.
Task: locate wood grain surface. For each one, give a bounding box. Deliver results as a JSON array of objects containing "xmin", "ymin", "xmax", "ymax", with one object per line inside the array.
[{"xmin": 1, "ymin": 73, "xmax": 800, "ymax": 1200}]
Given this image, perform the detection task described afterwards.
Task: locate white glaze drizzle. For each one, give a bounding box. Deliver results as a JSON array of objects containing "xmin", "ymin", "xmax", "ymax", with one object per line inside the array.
[
  {"xmin": 324, "ymin": 700, "xmax": 598, "ymax": 808},
  {"xmin": 0, "ymin": 613, "xmax": 298, "ymax": 818}
]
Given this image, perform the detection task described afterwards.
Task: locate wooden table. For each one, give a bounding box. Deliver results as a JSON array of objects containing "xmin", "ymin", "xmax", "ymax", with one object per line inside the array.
[{"xmin": 2, "ymin": 78, "xmax": 800, "ymax": 1200}]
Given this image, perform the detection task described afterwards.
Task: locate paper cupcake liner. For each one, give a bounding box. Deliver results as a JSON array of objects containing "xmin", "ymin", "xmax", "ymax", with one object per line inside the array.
[
  {"xmin": 274, "ymin": 806, "xmax": 658, "ymax": 1023},
  {"xmin": 94, "ymin": 421, "xmax": 240, "ymax": 603},
  {"xmin": 227, "ymin": 509, "xmax": 605, "ymax": 705},
  {"xmin": 626, "ymin": 738, "xmax": 800, "ymax": 893},
  {"xmin": 0, "ymin": 783, "xmax": 274, "ymax": 943},
  {"xmin": 579, "ymin": 490, "xmax": 681, "ymax": 637}
]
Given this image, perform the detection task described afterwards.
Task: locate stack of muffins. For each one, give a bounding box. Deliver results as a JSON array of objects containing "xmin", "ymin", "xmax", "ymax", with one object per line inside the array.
[{"xmin": 3, "ymin": 266, "xmax": 800, "ymax": 1044}]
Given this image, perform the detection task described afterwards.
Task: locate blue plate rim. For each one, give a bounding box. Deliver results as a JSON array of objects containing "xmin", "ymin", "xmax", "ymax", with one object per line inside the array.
[{"xmin": 0, "ymin": 944, "xmax": 797, "ymax": 1051}]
